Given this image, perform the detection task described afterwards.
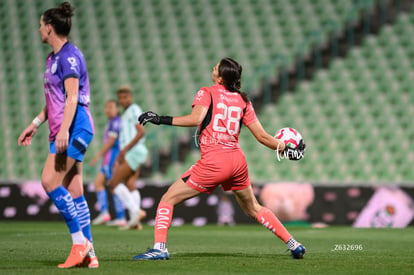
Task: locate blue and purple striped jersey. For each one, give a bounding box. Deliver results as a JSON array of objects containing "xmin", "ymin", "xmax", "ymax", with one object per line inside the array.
[
  {"xmin": 43, "ymin": 41, "xmax": 94, "ymax": 141},
  {"xmin": 102, "ymin": 116, "xmax": 121, "ymax": 165}
]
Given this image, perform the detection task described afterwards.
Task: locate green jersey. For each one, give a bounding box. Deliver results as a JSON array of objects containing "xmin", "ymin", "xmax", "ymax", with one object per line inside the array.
[{"xmin": 120, "ymin": 103, "xmax": 146, "ymax": 149}]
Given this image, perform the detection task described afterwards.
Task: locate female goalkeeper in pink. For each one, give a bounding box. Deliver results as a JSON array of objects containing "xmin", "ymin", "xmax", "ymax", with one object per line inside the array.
[{"xmin": 135, "ymin": 57, "xmax": 306, "ymax": 260}]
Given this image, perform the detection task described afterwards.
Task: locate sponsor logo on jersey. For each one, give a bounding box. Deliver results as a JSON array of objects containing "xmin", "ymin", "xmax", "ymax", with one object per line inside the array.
[
  {"xmin": 51, "ymin": 60, "xmax": 58, "ymax": 74},
  {"xmin": 195, "ymin": 89, "xmax": 205, "ymax": 101},
  {"xmin": 67, "ymin": 57, "xmax": 78, "ymax": 72}
]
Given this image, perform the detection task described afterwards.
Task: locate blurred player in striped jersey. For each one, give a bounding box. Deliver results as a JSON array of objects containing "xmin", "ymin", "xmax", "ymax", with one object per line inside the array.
[
  {"xmin": 90, "ymin": 100, "xmax": 127, "ymax": 227},
  {"xmin": 135, "ymin": 58, "xmax": 306, "ymax": 260},
  {"xmin": 109, "ymin": 85, "xmax": 147, "ymax": 230},
  {"xmin": 18, "ymin": 2, "xmax": 98, "ymax": 268}
]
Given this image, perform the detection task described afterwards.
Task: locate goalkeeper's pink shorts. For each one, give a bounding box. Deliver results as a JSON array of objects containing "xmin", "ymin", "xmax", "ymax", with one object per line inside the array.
[{"xmin": 180, "ymin": 149, "xmax": 250, "ymax": 194}]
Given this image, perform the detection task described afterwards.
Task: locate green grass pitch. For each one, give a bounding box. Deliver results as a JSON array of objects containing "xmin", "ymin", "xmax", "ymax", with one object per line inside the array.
[{"xmin": 1, "ymin": 222, "xmax": 413, "ymax": 274}]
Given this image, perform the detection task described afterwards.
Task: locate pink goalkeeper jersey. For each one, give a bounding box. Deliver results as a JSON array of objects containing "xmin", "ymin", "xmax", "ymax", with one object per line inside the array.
[{"xmin": 193, "ymin": 84, "xmax": 258, "ymax": 154}]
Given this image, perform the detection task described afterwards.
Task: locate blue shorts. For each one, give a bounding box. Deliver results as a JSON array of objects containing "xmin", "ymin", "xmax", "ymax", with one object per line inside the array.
[
  {"xmin": 99, "ymin": 149, "xmax": 119, "ymax": 179},
  {"xmin": 100, "ymin": 165, "xmax": 112, "ymax": 179},
  {"xmin": 49, "ymin": 128, "xmax": 94, "ymax": 162}
]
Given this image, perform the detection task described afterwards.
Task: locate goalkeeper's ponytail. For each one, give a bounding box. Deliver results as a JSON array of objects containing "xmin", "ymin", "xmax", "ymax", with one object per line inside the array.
[{"xmin": 219, "ymin": 57, "xmax": 250, "ymax": 103}]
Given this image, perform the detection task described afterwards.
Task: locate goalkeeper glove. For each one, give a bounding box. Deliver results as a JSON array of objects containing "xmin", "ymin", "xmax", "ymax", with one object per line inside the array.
[
  {"xmin": 284, "ymin": 139, "xmax": 306, "ymax": 161},
  {"xmin": 138, "ymin": 111, "xmax": 172, "ymax": 126}
]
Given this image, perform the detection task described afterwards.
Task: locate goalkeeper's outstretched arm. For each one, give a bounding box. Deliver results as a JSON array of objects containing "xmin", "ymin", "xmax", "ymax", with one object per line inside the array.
[
  {"xmin": 138, "ymin": 105, "xmax": 208, "ymax": 127},
  {"xmin": 246, "ymin": 121, "xmax": 285, "ymax": 152},
  {"xmin": 171, "ymin": 105, "xmax": 208, "ymax": 127}
]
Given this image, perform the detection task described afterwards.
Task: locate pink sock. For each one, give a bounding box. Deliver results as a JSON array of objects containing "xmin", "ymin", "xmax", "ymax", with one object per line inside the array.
[
  {"xmin": 255, "ymin": 207, "xmax": 292, "ymax": 243},
  {"xmin": 154, "ymin": 201, "xmax": 173, "ymax": 244}
]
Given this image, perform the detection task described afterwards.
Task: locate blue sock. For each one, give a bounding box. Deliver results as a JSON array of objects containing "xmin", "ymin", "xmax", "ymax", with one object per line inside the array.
[
  {"xmin": 47, "ymin": 186, "xmax": 81, "ymax": 234},
  {"xmin": 113, "ymin": 194, "xmax": 126, "ymax": 219},
  {"xmin": 96, "ymin": 190, "xmax": 108, "ymax": 213},
  {"xmin": 73, "ymin": 195, "xmax": 92, "ymax": 242}
]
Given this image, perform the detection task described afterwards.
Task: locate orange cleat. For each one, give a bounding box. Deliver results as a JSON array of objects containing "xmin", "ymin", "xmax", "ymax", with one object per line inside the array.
[
  {"xmin": 87, "ymin": 256, "xmax": 99, "ymax": 268},
  {"xmin": 58, "ymin": 239, "xmax": 92, "ymax": 268}
]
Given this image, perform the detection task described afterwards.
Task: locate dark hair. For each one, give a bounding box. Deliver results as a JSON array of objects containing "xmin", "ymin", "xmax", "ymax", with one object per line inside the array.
[
  {"xmin": 218, "ymin": 57, "xmax": 249, "ymax": 103},
  {"xmin": 117, "ymin": 85, "xmax": 132, "ymax": 95},
  {"xmin": 106, "ymin": 99, "xmax": 119, "ymax": 115},
  {"xmin": 42, "ymin": 2, "xmax": 74, "ymax": 36}
]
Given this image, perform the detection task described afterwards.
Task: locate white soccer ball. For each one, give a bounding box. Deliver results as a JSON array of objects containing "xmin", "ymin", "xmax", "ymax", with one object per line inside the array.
[{"xmin": 274, "ymin": 127, "xmax": 303, "ymax": 149}]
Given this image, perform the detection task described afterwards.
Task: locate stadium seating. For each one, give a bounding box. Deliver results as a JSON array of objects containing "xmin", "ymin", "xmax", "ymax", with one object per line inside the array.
[
  {"xmin": 0, "ymin": 0, "xmax": 403, "ymax": 183},
  {"xmin": 234, "ymin": 9, "xmax": 414, "ymax": 184}
]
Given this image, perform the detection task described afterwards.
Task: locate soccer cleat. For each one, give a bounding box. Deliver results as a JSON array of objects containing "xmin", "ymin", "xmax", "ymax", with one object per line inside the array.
[
  {"xmin": 58, "ymin": 239, "xmax": 92, "ymax": 268},
  {"xmin": 77, "ymin": 256, "xmax": 99, "ymax": 268},
  {"xmin": 92, "ymin": 212, "xmax": 111, "ymax": 225},
  {"xmin": 132, "ymin": 248, "xmax": 169, "ymax": 260},
  {"xmin": 290, "ymin": 243, "xmax": 306, "ymax": 259},
  {"xmin": 87, "ymin": 256, "xmax": 99, "ymax": 268},
  {"xmin": 106, "ymin": 218, "xmax": 127, "ymax": 227},
  {"xmin": 119, "ymin": 223, "xmax": 141, "ymax": 230},
  {"xmin": 119, "ymin": 209, "xmax": 146, "ymax": 230}
]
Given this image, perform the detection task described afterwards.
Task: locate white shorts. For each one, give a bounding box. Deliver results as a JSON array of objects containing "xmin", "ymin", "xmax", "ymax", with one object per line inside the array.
[{"xmin": 125, "ymin": 145, "xmax": 148, "ymax": 171}]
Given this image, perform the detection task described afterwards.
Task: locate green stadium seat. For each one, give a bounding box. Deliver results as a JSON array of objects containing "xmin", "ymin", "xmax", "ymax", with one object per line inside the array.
[{"xmin": 0, "ymin": 0, "xmax": 402, "ymax": 182}]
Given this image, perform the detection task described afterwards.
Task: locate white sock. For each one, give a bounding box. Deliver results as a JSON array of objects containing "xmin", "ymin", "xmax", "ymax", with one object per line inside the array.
[
  {"xmin": 114, "ymin": 184, "xmax": 139, "ymax": 213},
  {"xmin": 131, "ymin": 190, "xmax": 141, "ymax": 210},
  {"xmin": 71, "ymin": 231, "xmax": 85, "ymax": 244},
  {"xmin": 154, "ymin": 242, "xmax": 167, "ymax": 251},
  {"xmin": 287, "ymin": 237, "xmax": 298, "ymax": 250},
  {"xmin": 89, "ymin": 245, "xmax": 96, "ymax": 257}
]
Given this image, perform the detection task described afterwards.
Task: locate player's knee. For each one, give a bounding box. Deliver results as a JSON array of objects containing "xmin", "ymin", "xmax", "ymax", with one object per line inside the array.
[
  {"xmin": 108, "ymin": 180, "xmax": 116, "ymax": 192},
  {"xmin": 126, "ymin": 182, "xmax": 136, "ymax": 192},
  {"xmin": 41, "ymin": 173, "xmax": 58, "ymax": 193},
  {"xmin": 95, "ymin": 179, "xmax": 105, "ymax": 190},
  {"xmin": 160, "ymin": 194, "xmax": 172, "ymax": 205},
  {"xmin": 160, "ymin": 193, "xmax": 179, "ymax": 206},
  {"xmin": 66, "ymin": 183, "xmax": 83, "ymax": 199},
  {"xmin": 246, "ymin": 209, "xmax": 259, "ymax": 218}
]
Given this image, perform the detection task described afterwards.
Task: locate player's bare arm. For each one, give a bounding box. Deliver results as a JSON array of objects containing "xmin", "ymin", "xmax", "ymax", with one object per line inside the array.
[
  {"xmin": 18, "ymin": 106, "xmax": 48, "ymax": 147},
  {"xmin": 246, "ymin": 120, "xmax": 285, "ymax": 152},
  {"xmin": 123, "ymin": 123, "xmax": 145, "ymax": 152},
  {"xmin": 117, "ymin": 123, "xmax": 145, "ymax": 164},
  {"xmin": 55, "ymin": 77, "xmax": 79, "ymax": 153},
  {"xmin": 90, "ymin": 136, "xmax": 117, "ymax": 166},
  {"xmin": 172, "ymin": 105, "xmax": 208, "ymax": 127},
  {"xmin": 139, "ymin": 105, "xmax": 208, "ymax": 127},
  {"xmin": 35, "ymin": 105, "xmax": 49, "ymax": 124}
]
